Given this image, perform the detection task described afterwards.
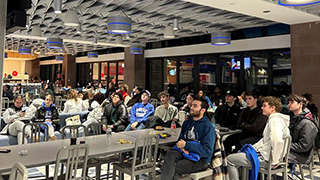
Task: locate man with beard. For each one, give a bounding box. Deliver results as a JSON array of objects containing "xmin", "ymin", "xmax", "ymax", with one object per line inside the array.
[
  {"xmin": 160, "ymin": 97, "xmax": 216, "ymax": 180},
  {"xmin": 1, "ymin": 95, "xmax": 33, "ymax": 144},
  {"xmin": 101, "ymin": 92, "xmax": 129, "ymax": 132}
]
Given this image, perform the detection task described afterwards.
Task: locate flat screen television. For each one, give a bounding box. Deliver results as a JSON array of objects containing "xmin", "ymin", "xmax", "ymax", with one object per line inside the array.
[{"xmin": 231, "ymin": 57, "xmax": 251, "ymax": 70}]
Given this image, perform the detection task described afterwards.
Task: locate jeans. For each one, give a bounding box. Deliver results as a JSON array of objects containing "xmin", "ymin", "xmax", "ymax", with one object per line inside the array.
[
  {"xmin": 160, "ymin": 150, "xmax": 208, "ymax": 180},
  {"xmin": 8, "ymin": 121, "xmax": 31, "ymax": 144},
  {"xmin": 227, "ymin": 152, "xmax": 268, "ymax": 180},
  {"xmin": 124, "ymin": 123, "xmax": 146, "ymax": 131}
]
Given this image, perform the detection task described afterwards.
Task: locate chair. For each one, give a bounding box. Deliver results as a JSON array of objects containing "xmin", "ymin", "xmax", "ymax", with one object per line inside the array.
[
  {"xmin": 87, "ymin": 123, "xmax": 119, "ymax": 180},
  {"xmin": 9, "ymin": 162, "xmax": 28, "ymax": 180},
  {"xmin": 243, "ymin": 136, "xmax": 292, "ymax": 180},
  {"xmin": 22, "ymin": 122, "xmax": 49, "ymax": 144},
  {"xmin": 2, "ymin": 97, "xmax": 10, "ymax": 114},
  {"xmin": 53, "ymin": 144, "xmax": 89, "ymax": 180},
  {"xmin": 298, "ymin": 162, "xmax": 314, "ymax": 180},
  {"xmin": 149, "ymin": 98, "xmax": 159, "ymax": 108},
  {"xmin": 22, "ymin": 123, "xmax": 50, "ymax": 179},
  {"xmin": 55, "ymin": 96, "xmax": 63, "ymax": 111},
  {"xmin": 60, "ymin": 125, "xmax": 88, "ymax": 139},
  {"xmin": 113, "ymin": 134, "xmax": 159, "ymax": 180}
]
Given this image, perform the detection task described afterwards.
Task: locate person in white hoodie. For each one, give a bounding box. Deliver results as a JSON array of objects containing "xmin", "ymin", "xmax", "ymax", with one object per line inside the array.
[
  {"xmin": 63, "ymin": 89, "xmax": 87, "ymax": 113},
  {"xmin": 227, "ymin": 96, "xmax": 290, "ymax": 180}
]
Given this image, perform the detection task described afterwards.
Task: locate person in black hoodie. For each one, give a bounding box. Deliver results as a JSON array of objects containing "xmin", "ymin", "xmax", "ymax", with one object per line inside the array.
[
  {"xmin": 288, "ymin": 94, "xmax": 318, "ymax": 164},
  {"xmin": 3, "ymin": 84, "xmax": 14, "ymax": 100},
  {"xmin": 223, "ymin": 91, "xmax": 268, "ymax": 154},
  {"xmin": 33, "ymin": 94, "xmax": 60, "ymax": 140},
  {"xmin": 214, "ymin": 90, "xmax": 241, "ymax": 129},
  {"xmin": 101, "ymin": 92, "xmax": 128, "ymax": 132}
]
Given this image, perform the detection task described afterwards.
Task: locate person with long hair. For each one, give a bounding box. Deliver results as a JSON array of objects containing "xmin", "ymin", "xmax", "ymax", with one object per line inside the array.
[
  {"xmin": 33, "ymin": 94, "xmax": 59, "ymax": 141},
  {"xmin": 197, "ymin": 90, "xmax": 214, "ymax": 109},
  {"xmin": 63, "ymin": 89, "xmax": 87, "ymax": 113}
]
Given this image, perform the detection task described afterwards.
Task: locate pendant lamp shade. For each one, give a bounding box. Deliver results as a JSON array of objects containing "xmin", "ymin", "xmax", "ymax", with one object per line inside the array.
[
  {"xmin": 107, "ymin": 16, "xmax": 132, "ymax": 34},
  {"xmin": 76, "ymin": 25, "xmax": 82, "ymax": 34},
  {"xmin": 30, "ymin": 26, "xmax": 42, "ymax": 36},
  {"xmin": 40, "ymin": 50, "xmax": 46, "ymax": 56},
  {"xmin": 164, "ymin": 26, "xmax": 175, "ymax": 39},
  {"xmin": 19, "ymin": 46, "xmax": 31, "ymax": 54},
  {"xmin": 47, "ymin": 37, "xmax": 63, "ymax": 49},
  {"xmin": 93, "ymin": 37, "xmax": 97, "ymax": 44},
  {"xmin": 64, "ymin": 10, "xmax": 79, "ymax": 26},
  {"xmin": 211, "ymin": 32, "xmax": 231, "ymax": 46},
  {"xmin": 56, "ymin": 55, "xmax": 64, "ymax": 61},
  {"xmin": 54, "ymin": 0, "xmax": 62, "ymax": 14},
  {"xmin": 115, "ymin": 36, "xmax": 123, "ymax": 44},
  {"xmin": 130, "ymin": 44, "xmax": 143, "ymax": 54},
  {"xmin": 173, "ymin": 18, "xmax": 179, "ymax": 30},
  {"xmin": 88, "ymin": 51, "xmax": 98, "ymax": 58},
  {"xmin": 278, "ymin": 0, "xmax": 320, "ymax": 6}
]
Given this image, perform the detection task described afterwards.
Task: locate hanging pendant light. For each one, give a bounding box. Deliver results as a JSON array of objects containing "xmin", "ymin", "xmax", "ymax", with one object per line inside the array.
[
  {"xmin": 88, "ymin": 51, "xmax": 98, "ymax": 58},
  {"xmin": 173, "ymin": 18, "xmax": 179, "ymax": 30},
  {"xmin": 115, "ymin": 36, "xmax": 123, "ymax": 44},
  {"xmin": 54, "ymin": 0, "xmax": 62, "ymax": 14},
  {"xmin": 76, "ymin": 25, "xmax": 82, "ymax": 34},
  {"xmin": 130, "ymin": 43, "xmax": 143, "ymax": 55},
  {"xmin": 30, "ymin": 26, "xmax": 42, "ymax": 37},
  {"xmin": 107, "ymin": 16, "xmax": 132, "ymax": 34},
  {"xmin": 64, "ymin": 10, "xmax": 79, "ymax": 27},
  {"xmin": 93, "ymin": 37, "xmax": 98, "ymax": 44},
  {"xmin": 164, "ymin": 26, "xmax": 175, "ymax": 39},
  {"xmin": 19, "ymin": 46, "xmax": 31, "ymax": 54},
  {"xmin": 47, "ymin": 37, "xmax": 63, "ymax": 49},
  {"xmin": 56, "ymin": 55, "xmax": 64, "ymax": 61},
  {"xmin": 211, "ymin": 32, "xmax": 231, "ymax": 46},
  {"xmin": 278, "ymin": 0, "xmax": 320, "ymax": 6}
]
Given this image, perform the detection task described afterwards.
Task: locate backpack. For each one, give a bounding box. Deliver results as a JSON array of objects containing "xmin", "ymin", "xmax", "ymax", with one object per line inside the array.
[{"xmin": 309, "ymin": 119, "xmax": 320, "ymax": 149}]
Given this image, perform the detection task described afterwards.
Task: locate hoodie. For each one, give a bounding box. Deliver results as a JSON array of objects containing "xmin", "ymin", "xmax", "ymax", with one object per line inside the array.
[
  {"xmin": 253, "ymin": 113, "xmax": 290, "ymax": 165},
  {"xmin": 179, "ymin": 115, "xmax": 216, "ymax": 163}
]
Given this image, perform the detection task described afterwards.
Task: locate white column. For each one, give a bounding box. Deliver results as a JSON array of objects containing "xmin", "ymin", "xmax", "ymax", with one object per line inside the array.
[{"xmin": 0, "ymin": 0, "xmax": 8, "ymax": 119}]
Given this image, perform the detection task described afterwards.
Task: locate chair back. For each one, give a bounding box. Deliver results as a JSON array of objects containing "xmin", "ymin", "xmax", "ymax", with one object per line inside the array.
[
  {"xmin": 9, "ymin": 162, "xmax": 28, "ymax": 180},
  {"xmin": 131, "ymin": 134, "xmax": 159, "ymax": 172},
  {"xmin": 22, "ymin": 122, "xmax": 49, "ymax": 143},
  {"xmin": 53, "ymin": 144, "xmax": 89, "ymax": 180},
  {"xmin": 55, "ymin": 96, "xmax": 63, "ymax": 111},
  {"xmin": 2, "ymin": 97, "xmax": 10, "ymax": 109},
  {"xmin": 149, "ymin": 98, "xmax": 158, "ymax": 108},
  {"xmin": 267, "ymin": 136, "xmax": 292, "ymax": 172},
  {"xmin": 61, "ymin": 125, "xmax": 88, "ymax": 139},
  {"xmin": 87, "ymin": 123, "xmax": 106, "ymax": 135}
]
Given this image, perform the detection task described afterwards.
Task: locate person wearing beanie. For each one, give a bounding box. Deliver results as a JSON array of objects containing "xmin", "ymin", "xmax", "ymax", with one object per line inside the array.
[
  {"xmin": 125, "ymin": 90, "xmax": 154, "ymax": 131},
  {"xmin": 101, "ymin": 92, "xmax": 129, "ymax": 132}
]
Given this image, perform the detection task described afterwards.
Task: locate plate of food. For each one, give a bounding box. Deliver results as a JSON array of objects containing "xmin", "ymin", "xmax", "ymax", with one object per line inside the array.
[{"xmin": 154, "ymin": 126, "xmax": 165, "ymax": 131}]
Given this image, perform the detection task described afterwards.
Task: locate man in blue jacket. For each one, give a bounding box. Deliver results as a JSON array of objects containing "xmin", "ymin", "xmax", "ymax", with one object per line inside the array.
[
  {"xmin": 161, "ymin": 97, "xmax": 216, "ymax": 180},
  {"xmin": 125, "ymin": 90, "xmax": 154, "ymax": 131}
]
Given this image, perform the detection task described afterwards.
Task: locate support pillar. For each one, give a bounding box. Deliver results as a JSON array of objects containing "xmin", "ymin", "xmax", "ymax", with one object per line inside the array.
[
  {"xmin": 124, "ymin": 47, "xmax": 145, "ymax": 90},
  {"xmin": 62, "ymin": 55, "xmax": 76, "ymax": 87}
]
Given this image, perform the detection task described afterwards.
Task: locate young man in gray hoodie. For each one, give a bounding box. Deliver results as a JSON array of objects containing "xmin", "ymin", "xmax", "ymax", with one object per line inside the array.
[{"xmin": 227, "ymin": 96, "xmax": 290, "ymax": 180}]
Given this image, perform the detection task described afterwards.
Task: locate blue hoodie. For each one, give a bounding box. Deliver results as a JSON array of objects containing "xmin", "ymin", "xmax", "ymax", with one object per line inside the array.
[
  {"xmin": 179, "ymin": 115, "xmax": 216, "ymax": 163},
  {"xmin": 130, "ymin": 102, "xmax": 154, "ymax": 123}
]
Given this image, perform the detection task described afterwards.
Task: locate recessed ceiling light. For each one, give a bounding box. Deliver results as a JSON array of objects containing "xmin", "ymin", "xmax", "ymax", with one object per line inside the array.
[{"xmin": 263, "ymin": 10, "xmax": 271, "ymax": 13}]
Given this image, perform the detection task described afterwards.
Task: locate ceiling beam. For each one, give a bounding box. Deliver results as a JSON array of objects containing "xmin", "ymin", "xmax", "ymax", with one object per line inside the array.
[{"xmin": 182, "ymin": 0, "xmax": 320, "ymax": 24}]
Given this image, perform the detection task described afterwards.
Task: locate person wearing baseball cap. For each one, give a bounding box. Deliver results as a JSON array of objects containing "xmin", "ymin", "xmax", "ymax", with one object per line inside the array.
[
  {"xmin": 214, "ymin": 89, "xmax": 241, "ymax": 129},
  {"xmin": 125, "ymin": 89, "xmax": 154, "ymax": 131}
]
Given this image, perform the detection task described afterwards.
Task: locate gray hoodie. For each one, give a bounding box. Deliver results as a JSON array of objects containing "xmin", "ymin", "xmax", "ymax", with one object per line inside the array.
[{"xmin": 253, "ymin": 113, "xmax": 290, "ymax": 165}]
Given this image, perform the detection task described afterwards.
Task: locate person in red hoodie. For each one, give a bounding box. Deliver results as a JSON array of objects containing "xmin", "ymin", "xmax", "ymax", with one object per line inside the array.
[{"xmin": 118, "ymin": 84, "xmax": 130, "ymax": 105}]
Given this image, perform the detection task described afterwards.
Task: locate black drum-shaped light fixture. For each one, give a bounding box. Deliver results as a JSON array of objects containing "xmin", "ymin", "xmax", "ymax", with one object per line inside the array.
[
  {"xmin": 211, "ymin": 32, "xmax": 231, "ymax": 46},
  {"xmin": 88, "ymin": 51, "xmax": 98, "ymax": 58},
  {"xmin": 130, "ymin": 43, "xmax": 143, "ymax": 55},
  {"xmin": 19, "ymin": 46, "xmax": 32, "ymax": 54},
  {"xmin": 278, "ymin": 0, "xmax": 320, "ymax": 6},
  {"xmin": 107, "ymin": 16, "xmax": 132, "ymax": 34},
  {"xmin": 47, "ymin": 37, "xmax": 63, "ymax": 49},
  {"xmin": 56, "ymin": 55, "xmax": 64, "ymax": 61}
]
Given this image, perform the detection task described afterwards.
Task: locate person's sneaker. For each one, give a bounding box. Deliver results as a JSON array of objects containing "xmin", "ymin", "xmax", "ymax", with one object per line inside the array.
[{"xmin": 50, "ymin": 136, "xmax": 57, "ymax": 141}]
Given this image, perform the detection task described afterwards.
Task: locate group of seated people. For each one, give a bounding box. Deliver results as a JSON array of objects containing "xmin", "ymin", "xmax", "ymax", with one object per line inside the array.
[{"xmin": 1, "ymin": 82, "xmax": 319, "ymax": 180}]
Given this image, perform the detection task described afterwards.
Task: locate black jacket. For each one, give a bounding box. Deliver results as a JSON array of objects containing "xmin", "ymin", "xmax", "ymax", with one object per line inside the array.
[
  {"xmin": 289, "ymin": 111, "xmax": 318, "ymax": 164},
  {"xmin": 214, "ymin": 103, "xmax": 241, "ymax": 129},
  {"xmin": 237, "ymin": 106, "xmax": 268, "ymax": 136},
  {"xmin": 33, "ymin": 104, "xmax": 60, "ymax": 130},
  {"xmin": 101, "ymin": 102, "xmax": 129, "ymax": 129},
  {"xmin": 3, "ymin": 89, "xmax": 14, "ymax": 100}
]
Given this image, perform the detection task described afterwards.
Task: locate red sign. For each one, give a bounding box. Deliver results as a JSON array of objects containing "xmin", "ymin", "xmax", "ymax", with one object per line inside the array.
[
  {"xmin": 12, "ymin": 71, "xmax": 18, "ymax": 76},
  {"xmin": 101, "ymin": 72, "xmax": 104, "ymax": 78}
]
